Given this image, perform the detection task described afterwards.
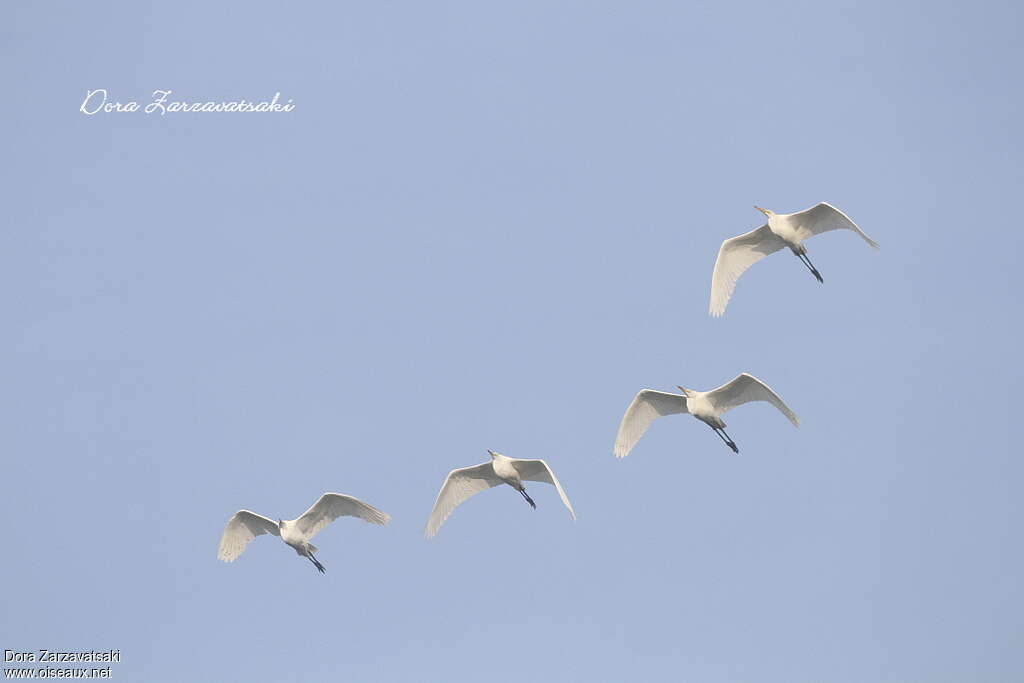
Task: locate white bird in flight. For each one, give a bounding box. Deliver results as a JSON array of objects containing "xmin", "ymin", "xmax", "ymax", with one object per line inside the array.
[
  {"xmin": 614, "ymin": 373, "xmax": 799, "ymax": 456},
  {"xmin": 425, "ymin": 450, "xmax": 575, "ymax": 538},
  {"xmin": 218, "ymin": 492, "xmax": 389, "ymax": 573},
  {"xmin": 709, "ymin": 202, "xmax": 879, "ymax": 316}
]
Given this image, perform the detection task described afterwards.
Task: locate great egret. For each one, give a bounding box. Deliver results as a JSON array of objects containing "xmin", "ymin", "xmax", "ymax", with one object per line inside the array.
[
  {"xmin": 424, "ymin": 450, "xmax": 575, "ymax": 538},
  {"xmin": 217, "ymin": 492, "xmax": 389, "ymax": 573},
  {"xmin": 709, "ymin": 202, "xmax": 879, "ymax": 316},
  {"xmin": 614, "ymin": 373, "xmax": 799, "ymax": 456}
]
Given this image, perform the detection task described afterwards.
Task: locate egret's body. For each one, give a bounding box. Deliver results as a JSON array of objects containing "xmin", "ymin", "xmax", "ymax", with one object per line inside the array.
[
  {"xmin": 217, "ymin": 492, "xmax": 389, "ymax": 573},
  {"xmin": 491, "ymin": 452, "xmax": 524, "ymax": 490},
  {"xmin": 709, "ymin": 202, "xmax": 879, "ymax": 316},
  {"xmin": 279, "ymin": 519, "xmax": 317, "ymax": 559},
  {"xmin": 684, "ymin": 391, "xmax": 727, "ymax": 429},
  {"xmin": 424, "ymin": 450, "xmax": 575, "ymax": 538},
  {"xmin": 614, "ymin": 373, "xmax": 799, "ymax": 457}
]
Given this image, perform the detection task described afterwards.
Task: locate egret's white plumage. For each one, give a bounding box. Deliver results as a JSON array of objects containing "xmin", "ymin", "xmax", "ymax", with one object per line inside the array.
[
  {"xmin": 709, "ymin": 202, "xmax": 879, "ymax": 316},
  {"xmin": 614, "ymin": 373, "xmax": 799, "ymax": 457},
  {"xmin": 218, "ymin": 492, "xmax": 389, "ymax": 573},
  {"xmin": 424, "ymin": 450, "xmax": 575, "ymax": 538}
]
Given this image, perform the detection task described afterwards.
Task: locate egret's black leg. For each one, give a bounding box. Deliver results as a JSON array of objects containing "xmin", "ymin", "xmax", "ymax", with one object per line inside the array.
[
  {"xmin": 519, "ymin": 487, "xmax": 536, "ymax": 509},
  {"xmin": 796, "ymin": 252, "xmax": 824, "ymax": 283},
  {"xmin": 719, "ymin": 428, "xmax": 740, "ymax": 454},
  {"xmin": 307, "ymin": 553, "xmax": 326, "ymax": 574},
  {"xmin": 710, "ymin": 425, "xmax": 737, "ymax": 452},
  {"xmin": 802, "ymin": 253, "xmax": 824, "ymax": 283}
]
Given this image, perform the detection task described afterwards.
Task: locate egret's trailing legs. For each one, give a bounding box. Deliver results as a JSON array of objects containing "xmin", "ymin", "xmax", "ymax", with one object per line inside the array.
[
  {"xmin": 518, "ymin": 487, "xmax": 537, "ymax": 509},
  {"xmin": 307, "ymin": 553, "xmax": 326, "ymax": 574},
  {"xmin": 709, "ymin": 425, "xmax": 740, "ymax": 453},
  {"xmin": 794, "ymin": 250, "xmax": 823, "ymax": 283},
  {"xmin": 720, "ymin": 427, "xmax": 739, "ymax": 453}
]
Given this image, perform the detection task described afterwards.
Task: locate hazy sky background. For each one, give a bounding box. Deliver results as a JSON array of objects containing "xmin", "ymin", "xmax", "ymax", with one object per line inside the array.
[{"xmin": 3, "ymin": 1, "xmax": 1023, "ymax": 681}]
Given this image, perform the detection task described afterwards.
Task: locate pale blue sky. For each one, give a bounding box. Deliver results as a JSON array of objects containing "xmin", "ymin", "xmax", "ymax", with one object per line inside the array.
[{"xmin": 3, "ymin": 1, "xmax": 1022, "ymax": 681}]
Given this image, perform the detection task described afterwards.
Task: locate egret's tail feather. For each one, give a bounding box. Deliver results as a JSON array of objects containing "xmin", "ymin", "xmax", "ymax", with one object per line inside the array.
[{"xmin": 520, "ymin": 488, "xmax": 537, "ymax": 509}]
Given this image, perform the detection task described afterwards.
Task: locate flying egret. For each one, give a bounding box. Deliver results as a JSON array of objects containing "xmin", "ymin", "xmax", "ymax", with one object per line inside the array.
[
  {"xmin": 709, "ymin": 202, "xmax": 879, "ymax": 316},
  {"xmin": 614, "ymin": 373, "xmax": 799, "ymax": 456},
  {"xmin": 424, "ymin": 450, "xmax": 575, "ymax": 538},
  {"xmin": 217, "ymin": 492, "xmax": 389, "ymax": 573}
]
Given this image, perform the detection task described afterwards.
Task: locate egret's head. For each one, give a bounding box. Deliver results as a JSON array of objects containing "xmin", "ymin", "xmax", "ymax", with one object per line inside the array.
[
  {"xmin": 487, "ymin": 449, "xmax": 499, "ymax": 459},
  {"xmin": 277, "ymin": 519, "xmax": 284, "ymax": 529},
  {"xmin": 676, "ymin": 386, "xmax": 692, "ymax": 398},
  {"xmin": 754, "ymin": 206, "xmax": 773, "ymax": 217}
]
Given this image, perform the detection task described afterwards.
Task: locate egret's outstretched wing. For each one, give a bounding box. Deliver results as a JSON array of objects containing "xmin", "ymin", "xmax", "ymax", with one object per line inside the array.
[
  {"xmin": 218, "ymin": 510, "xmax": 280, "ymax": 562},
  {"xmin": 294, "ymin": 493, "xmax": 390, "ymax": 540},
  {"xmin": 706, "ymin": 373, "xmax": 799, "ymax": 427},
  {"xmin": 614, "ymin": 390, "xmax": 689, "ymax": 458},
  {"xmin": 791, "ymin": 202, "xmax": 879, "ymax": 248},
  {"xmin": 709, "ymin": 225, "xmax": 787, "ymax": 316},
  {"xmin": 425, "ymin": 463, "xmax": 502, "ymax": 538},
  {"xmin": 513, "ymin": 459, "xmax": 576, "ymax": 520}
]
